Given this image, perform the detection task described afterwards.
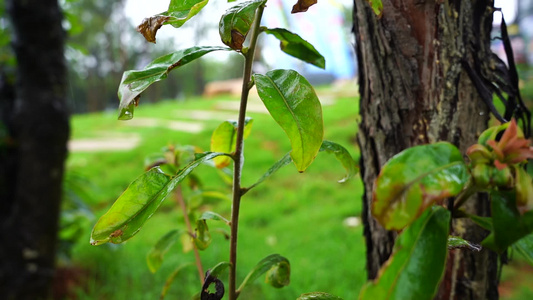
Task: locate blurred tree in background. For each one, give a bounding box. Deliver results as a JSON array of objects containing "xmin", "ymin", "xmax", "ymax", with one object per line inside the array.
[{"xmin": 0, "ymin": 0, "xmax": 69, "ymax": 298}]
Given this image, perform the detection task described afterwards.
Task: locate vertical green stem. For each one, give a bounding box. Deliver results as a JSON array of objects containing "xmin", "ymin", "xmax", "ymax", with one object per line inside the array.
[{"xmin": 228, "ymin": 5, "xmax": 265, "ymax": 300}]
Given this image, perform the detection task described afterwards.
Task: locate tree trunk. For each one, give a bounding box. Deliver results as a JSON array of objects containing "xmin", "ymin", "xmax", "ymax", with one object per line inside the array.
[
  {"xmin": 0, "ymin": 0, "xmax": 69, "ymax": 299},
  {"xmin": 353, "ymin": 0, "xmax": 499, "ymax": 299}
]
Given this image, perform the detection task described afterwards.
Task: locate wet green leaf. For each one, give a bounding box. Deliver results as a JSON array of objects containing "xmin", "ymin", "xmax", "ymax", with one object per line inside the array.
[
  {"xmin": 360, "ymin": 207, "xmax": 450, "ymax": 300},
  {"xmin": 198, "ymin": 211, "xmax": 230, "ymax": 225},
  {"xmin": 254, "ymin": 69, "xmax": 324, "ymax": 172},
  {"xmin": 482, "ymin": 192, "xmax": 533, "ymax": 253},
  {"xmin": 319, "ymin": 140, "xmax": 358, "ymax": 183},
  {"xmin": 211, "ymin": 118, "xmax": 253, "ymax": 168},
  {"xmin": 291, "ymin": 0, "xmax": 317, "ymax": 13},
  {"xmin": 297, "ymin": 292, "xmax": 344, "ymax": 300},
  {"xmin": 90, "ymin": 152, "xmax": 229, "ymax": 245},
  {"xmin": 165, "ymin": 0, "xmax": 209, "ymax": 28},
  {"xmin": 366, "ymin": 0, "xmax": 383, "ymax": 17},
  {"xmin": 513, "ymin": 233, "xmax": 533, "ymax": 266},
  {"xmin": 137, "ymin": 0, "xmax": 209, "ymax": 43},
  {"xmin": 147, "ymin": 229, "xmax": 183, "ymax": 273},
  {"xmin": 238, "ymin": 254, "xmax": 290, "ymax": 293},
  {"xmin": 447, "ymin": 236, "xmax": 482, "ymax": 252},
  {"xmin": 219, "ymin": 0, "xmax": 267, "ymax": 50},
  {"xmin": 118, "ymin": 46, "xmax": 230, "ymax": 120},
  {"xmin": 263, "ymin": 28, "xmax": 325, "ymax": 69},
  {"xmin": 160, "ymin": 263, "xmax": 195, "ymax": 300},
  {"xmin": 372, "ymin": 142, "xmax": 468, "ymax": 230},
  {"xmin": 245, "ymin": 141, "xmax": 356, "ymax": 193}
]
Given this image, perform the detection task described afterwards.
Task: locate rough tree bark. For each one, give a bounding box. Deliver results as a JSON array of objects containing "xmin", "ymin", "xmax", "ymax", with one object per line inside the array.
[
  {"xmin": 0, "ymin": 0, "xmax": 69, "ymax": 299},
  {"xmin": 354, "ymin": 0, "xmax": 500, "ymax": 299}
]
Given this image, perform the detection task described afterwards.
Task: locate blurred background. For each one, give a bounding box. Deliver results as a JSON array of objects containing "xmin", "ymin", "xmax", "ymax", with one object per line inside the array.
[{"xmin": 1, "ymin": 0, "xmax": 533, "ymax": 299}]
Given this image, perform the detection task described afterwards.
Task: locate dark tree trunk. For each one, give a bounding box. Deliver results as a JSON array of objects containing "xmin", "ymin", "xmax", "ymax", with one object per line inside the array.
[
  {"xmin": 353, "ymin": 0, "xmax": 498, "ymax": 299},
  {"xmin": 0, "ymin": 0, "xmax": 69, "ymax": 299}
]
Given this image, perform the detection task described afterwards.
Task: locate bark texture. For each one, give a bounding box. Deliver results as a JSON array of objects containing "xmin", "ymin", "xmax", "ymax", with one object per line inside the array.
[
  {"xmin": 354, "ymin": 0, "xmax": 498, "ymax": 299},
  {"xmin": 0, "ymin": 0, "xmax": 69, "ymax": 299}
]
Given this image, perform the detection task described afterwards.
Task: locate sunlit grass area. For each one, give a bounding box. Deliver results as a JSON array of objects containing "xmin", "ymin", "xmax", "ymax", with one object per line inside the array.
[
  {"xmin": 61, "ymin": 84, "xmax": 533, "ymax": 299},
  {"xmin": 64, "ymin": 86, "xmax": 367, "ymax": 299}
]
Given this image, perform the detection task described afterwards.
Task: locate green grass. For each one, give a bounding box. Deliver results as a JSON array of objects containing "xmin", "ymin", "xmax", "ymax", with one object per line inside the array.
[{"xmin": 66, "ymin": 89, "xmax": 366, "ymax": 299}]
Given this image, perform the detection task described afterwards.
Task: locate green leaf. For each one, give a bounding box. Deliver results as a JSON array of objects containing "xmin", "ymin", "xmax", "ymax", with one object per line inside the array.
[
  {"xmin": 90, "ymin": 152, "xmax": 229, "ymax": 245},
  {"xmin": 245, "ymin": 141, "xmax": 357, "ymax": 193},
  {"xmin": 193, "ymin": 219, "xmax": 211, "ymax": 250},
  {"xmin": 147, "ymin": 229, "xmax": 183, "ymax": 273},
  {"xmin": 219, "ymin": 0, "xmax": 267, "ymax": 50},
  {"xmin": 208, "ymin": 261, "xmax": 232, "ymax": 278},
  {"xmin": 118, "ymin": 46, "xmax": 230, "ymax": 120},
  {"xmin": 198, "ymin": 211, "xmax": 230, "ymax": 225},
  {"xmin": 447, "ymin": 236, "xmax": 482, "ymax": 252},
  {"xmin": 263, "ymin": 28, "xmax": 325, "ymax": 69},
  {"xmin": 456, "ymin": 210, "xmax": 492, "ymax": 230},
  {"xmin": 254, "ymin": 69, "xmax": 324, "ymax": 172},
  {"xmin": 513, "ymin": 233, "xmax": 533, "ymax": 266},
  {"xmin": 210, "ymin": 118, "xmax": 253, "ymax": 168},
  {"xmin": 297, "ymin": 292, "xmax": 344, "ymax": 300},
  {"xmin": 246, "ymin": 152, "xmax": 293, "ymax": 193},
  {"xmin": 238, "ymin": 254, "xmax": 290, "ymax": 293},
  {"xmin": 372, "ymin": 142, "xmax": 469, "ymax": 230},
  {"xmin": 360, "ymin": 207, "xmax": 450, "ymax": 300},
  {"xmin": 136, "ymin": 0, "xmax": 209, "ymax": 43},
  {"xmin": 366, "ymin": 0, "xmax": 383, "ymax": 17},
  {"xmin": 165, "ymin": 0, "xmax": 209, "ymax": 28},
  {"xmin": 160, "ymin": 263, "xmax": 195, "ymax": 300},
  {"xmin": 319, "ymin": 140, "xmax": 358, "ymax": 183},
  {"xmin": 482, "ymin": 192, "xmax": 533, "ymax": 253}
]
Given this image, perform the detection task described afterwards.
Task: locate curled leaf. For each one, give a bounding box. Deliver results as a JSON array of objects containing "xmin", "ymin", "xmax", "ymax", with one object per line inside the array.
[
  {"xmin": 265, "ymin": 259, "xmax": 290, "ymax": 288},
  {"xmin": 238, "ymin": 254, "xmax": 290, "ymax": 293},
  {"xmin": 219, "ymin": 0, "xmax": 267, "ymax": 50},
  {"xmin": 319, "ymin": 140, "xmax": 358, "ymax": 183},
  {"xmin": 291, "ymin": 0, "xmax": 317, "ymax": 14},
  {"xmin": 137, "ymin": 15, "xmax": 170, "ymax": 43},
  {"xmin": 263, "ymin": 28, "xmax": 325, "ymax": 69},
  {"xmin": 201, "ymin": 267, "xmax": 226, "ymax": 300},
  {"xmin": 194, "ymin": 220, "xmax": 212, "ymax": 250},
  {"xmin": 137, "ymin": 0, "xmax": 209, "ymax": 43}
]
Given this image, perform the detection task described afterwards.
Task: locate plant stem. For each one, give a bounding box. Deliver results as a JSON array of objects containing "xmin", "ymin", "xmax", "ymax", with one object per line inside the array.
[
  {"xmin": 228, "ymin": 5, "xmax": 265, "ymax": 300},
  {"xmin": 175, "ymin": 186, "xmax": 204, "ymax": 283}
]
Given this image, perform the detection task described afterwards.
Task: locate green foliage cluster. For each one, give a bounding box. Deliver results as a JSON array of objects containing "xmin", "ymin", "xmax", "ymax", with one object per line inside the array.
[{"xmin": 90, "ymin": 0, "xmax": 357, "ymax": 299}]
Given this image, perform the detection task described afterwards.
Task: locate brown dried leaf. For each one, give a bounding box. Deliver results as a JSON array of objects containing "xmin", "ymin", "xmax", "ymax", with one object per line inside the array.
[
  {"xmin": 291, "ymin": 0, "xmax": 317, "ymax": 14},
  {"xmin": 136, "ymin": 15, "xmax": 171, "ymax": 44},
  {"xmin": 230, "ymin": 30, "xmax": 246, "ymax": 51}
]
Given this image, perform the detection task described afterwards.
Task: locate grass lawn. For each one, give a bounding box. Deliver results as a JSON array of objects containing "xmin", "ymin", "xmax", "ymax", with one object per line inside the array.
[
  {"xmin": 65, "ymin": 86, "xmax": 367, "ymax": 299},
  {"xmin": 62, "ymin": 85, "xmax": 533, "ymax": 299}
]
